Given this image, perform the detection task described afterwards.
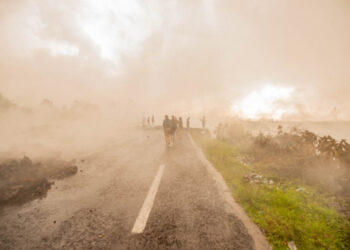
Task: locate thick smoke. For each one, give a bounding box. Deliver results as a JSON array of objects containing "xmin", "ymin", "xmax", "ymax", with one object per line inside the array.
[{"xmin": 0, "ymin": 0, "xmax": 350, "ymax": 120}]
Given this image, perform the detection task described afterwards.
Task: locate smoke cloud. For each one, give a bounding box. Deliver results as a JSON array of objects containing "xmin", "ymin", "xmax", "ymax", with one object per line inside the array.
[{"xmin": 0, "ymin": 0, "xmax": 350, "ymax": 120}]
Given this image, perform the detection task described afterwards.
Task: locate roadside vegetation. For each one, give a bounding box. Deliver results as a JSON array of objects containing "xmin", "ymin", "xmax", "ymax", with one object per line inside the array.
[{"xmin": 191, "ymin": 123, "xmax": 350, "ymax": 249}]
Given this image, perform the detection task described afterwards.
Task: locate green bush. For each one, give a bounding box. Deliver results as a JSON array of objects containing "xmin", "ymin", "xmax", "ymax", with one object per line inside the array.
[{"xmin": 192, "ymin": 132, "xmax": 350, "ymax": 249}]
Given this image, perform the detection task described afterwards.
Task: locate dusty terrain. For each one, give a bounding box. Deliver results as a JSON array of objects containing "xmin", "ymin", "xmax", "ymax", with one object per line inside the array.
[{"xmin": 0, "ymin": 129, "xmax": 264, "ymax": 250}]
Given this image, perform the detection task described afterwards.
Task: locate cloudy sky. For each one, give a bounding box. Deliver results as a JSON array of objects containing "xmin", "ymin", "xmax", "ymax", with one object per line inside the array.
[{"xmin": 0, "ymin": 0, "xmax": 349, "ymax": 120}]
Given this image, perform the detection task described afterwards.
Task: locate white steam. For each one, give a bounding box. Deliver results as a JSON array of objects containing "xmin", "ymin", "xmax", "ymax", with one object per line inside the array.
[{"xmin": 232, "ymin": 84, "xmax": 296, "ymax": 120}]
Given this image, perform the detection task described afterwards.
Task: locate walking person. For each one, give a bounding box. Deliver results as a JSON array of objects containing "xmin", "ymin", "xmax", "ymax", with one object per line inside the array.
[
  {"xmin": 178, "ymin": 117, "xmax": 183, "ymax": 139},
  {"xmin": 200, "ymin": 116, "xmax": 206, "ymax": 129},
  {"xmin": 151, "ymin": 115, "xmax": 155, "ymax": 126},
  {"xmin": 163, "ymin": 115, "xmax": 172, "ymax": 146},
  {"xmin": 186, "ymin": 117, "xmax": 190, "ymax": 129},
  {"xmin": 170, "ymin": 115, "xmax": 178, "ymax": 146}
]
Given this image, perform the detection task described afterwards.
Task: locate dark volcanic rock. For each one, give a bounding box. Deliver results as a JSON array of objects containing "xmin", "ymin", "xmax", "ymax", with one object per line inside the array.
[{"xmin": 0, "ymin": 157, "xmax": 78, "ymax": 208}]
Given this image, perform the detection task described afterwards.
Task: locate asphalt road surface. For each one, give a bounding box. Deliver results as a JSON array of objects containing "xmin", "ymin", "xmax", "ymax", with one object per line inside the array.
[{"xmin": 0, "ymin": 129, "xmax": 269, "ymax": 250}]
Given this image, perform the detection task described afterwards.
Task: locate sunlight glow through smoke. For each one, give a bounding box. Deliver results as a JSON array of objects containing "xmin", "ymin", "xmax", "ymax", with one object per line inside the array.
[
  {"xmin": 232, "ymin": 84, "xmax": 295, "ymax": 120},
  {"xmin": 77, "ymin": 0, "xmax": 157, "ymax": 63},
  {"xmin": 45, "ymin": 41, "xmax": 80, "ymax": 56}
]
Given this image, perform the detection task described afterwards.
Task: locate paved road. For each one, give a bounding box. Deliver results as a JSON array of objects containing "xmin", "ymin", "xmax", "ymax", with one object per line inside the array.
[{"xmin": 0, "ymin": 129, "xmax": 266, "ymax": 250}]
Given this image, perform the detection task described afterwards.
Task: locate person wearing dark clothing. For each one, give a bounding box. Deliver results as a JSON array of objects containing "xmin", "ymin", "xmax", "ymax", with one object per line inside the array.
[
  {"xmin": 151, "ymin": 115, "xmax": 155, "ymax": 126},
  {"xmin": 200, "ymin": 116, "xmax": 206, "ymax": 129},
  {"xmin": 163, "ymin": 115, "xmax": 172, "ymax": 146},
  {"xmin": 170, "ymin": 115, "xmax": 177, "ymax": 145},
  {"xmin": 178, "ymin": 117, "xmax": 183, "ymax": 129},
  {"xmin": 178, "ymin": 117, "xmax": 184, "ymax": 139}
]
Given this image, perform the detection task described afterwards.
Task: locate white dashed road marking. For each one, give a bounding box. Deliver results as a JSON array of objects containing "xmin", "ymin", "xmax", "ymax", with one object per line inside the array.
[{"xmin": 131, "ymin": 164, "xmax": 165, "ymax": 234}]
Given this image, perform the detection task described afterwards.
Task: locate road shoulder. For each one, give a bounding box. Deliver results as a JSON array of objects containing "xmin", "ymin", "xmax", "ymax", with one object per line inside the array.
[{"xmin": 188, "ymin": 133, "xmax": 271, "ymax": 250}]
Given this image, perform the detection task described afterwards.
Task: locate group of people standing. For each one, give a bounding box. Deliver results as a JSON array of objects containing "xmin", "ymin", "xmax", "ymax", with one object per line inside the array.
[
  {"xmin": 162, "ymin": 115, "xmax": 206, "ymax": 147},
  {"xmin": 141, "ymin": 114, "xmax": 206, "ymax": 147},
  {"xmin": 162, "ymin": 115, "xmax": 185, "ymax": 147},
  {"xmin": 142, "ymin": 115, "xmax": 155, "ymax": 127}
]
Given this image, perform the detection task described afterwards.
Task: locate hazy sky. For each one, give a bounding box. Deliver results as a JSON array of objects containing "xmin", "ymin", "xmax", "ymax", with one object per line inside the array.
[{"xmin": 0, "ymin": 0, "xmax": 349, "ymax": 120}]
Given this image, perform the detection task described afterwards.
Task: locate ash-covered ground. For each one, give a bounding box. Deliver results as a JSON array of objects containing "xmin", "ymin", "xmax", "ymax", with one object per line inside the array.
[{"xmin": 0, "ymin": 156, "xmax": 77, "ymax": 208}]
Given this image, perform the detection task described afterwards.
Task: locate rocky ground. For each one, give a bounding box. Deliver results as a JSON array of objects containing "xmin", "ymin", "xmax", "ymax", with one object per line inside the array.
[{"xmin": 0, "ymin": 156, "xmax": 77, "ymax": 208}]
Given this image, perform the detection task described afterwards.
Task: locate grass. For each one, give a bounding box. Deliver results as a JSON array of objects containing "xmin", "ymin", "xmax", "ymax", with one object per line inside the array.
[{"xmin": 191, "ymin": 132, "xmax": 350, "ymax": 250}]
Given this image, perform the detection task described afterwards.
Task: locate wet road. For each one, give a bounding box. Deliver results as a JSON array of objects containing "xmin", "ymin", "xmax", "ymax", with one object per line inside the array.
[{"xmin": 0, "ymin": 129, "xmax": 268, "ymax": 250}]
